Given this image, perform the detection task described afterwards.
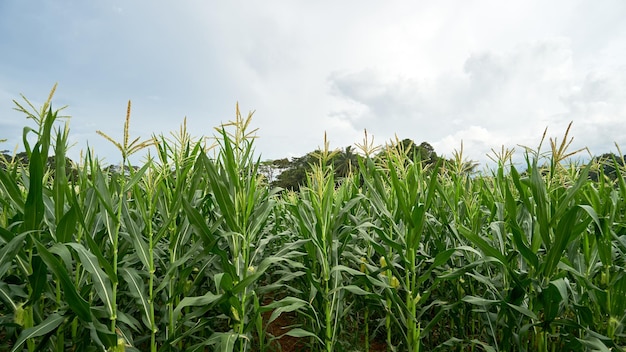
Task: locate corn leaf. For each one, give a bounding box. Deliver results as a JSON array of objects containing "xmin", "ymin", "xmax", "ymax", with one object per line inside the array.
[
  {"xmin": 173, "ymin": 291, "xmax": 222, "ymax": 320},
  {"xmin": 120, "ymin": 267, "xmax": 153, "ymax": 328},
  {"xmin": 23, "ymin": 144, "xmax": 44, "ymax": 232},
  {"xmin": 33, "ymin": 239, "xmax": 91, "ymax": 322},
  {"xmin": 11, "ymin": 312, "xmax": 64, "ymax": 352},
  {"xmin": 0, "ymin": 233, "xmax": 26, "ymax": 279},
  {"xmin": 56, "ymin": 205, "xmax": 78, "ymax": 243},
  {"xmin": 121, "ymin": 201, "xmax": 150, "ymax": 270},
  {"xmin": 66, "ymin": 243, "xmax": 114, "ymax": 317},
  {"xmin": 0, "ymin": 167, "xmax": 25, "ymax": 212}
]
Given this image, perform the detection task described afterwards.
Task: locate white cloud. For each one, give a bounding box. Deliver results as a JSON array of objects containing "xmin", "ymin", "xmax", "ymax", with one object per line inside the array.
[
  {"xmin": 561, "ymin": 69, "xmax": 626, "ymax": 156},
  {"xmin": 1, "ymin": 1, "xmax": 626, "ymax": 166},
  {"xmin": 328, "ymin": 37, "xmax": 626, "ymax": 165}
]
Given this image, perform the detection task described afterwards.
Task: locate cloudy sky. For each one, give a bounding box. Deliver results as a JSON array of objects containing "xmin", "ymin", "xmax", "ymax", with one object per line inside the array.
[{"xmin": 1, "ymin": 1, "xmax": 625, "ymax": 167}]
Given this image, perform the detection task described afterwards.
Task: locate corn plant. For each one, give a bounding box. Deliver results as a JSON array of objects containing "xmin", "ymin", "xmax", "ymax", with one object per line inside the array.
[
  {"xmin": 149, "ymin": 119, "xmax": 209, "ymax": 350},
  {"xmin": 0, "ymin": 86, "xmax": 111, "ymax": 351},
  {"xmin": 438, "ymin": 126, "xmax": 623, "ymax": 351},
  {"xmin": 172, "ymin": 105, "xmax": 306, "ymax": 351},
  {"xmin": 3, "ymin": 89, "xmax": 626, "ymax": 352},
  {"xmin": 284, "ymin": 135, "xmax": 373, "ymax": 351},
  {"xmin": 356, "ymin": 140, "xmax": 460, "ymax": 351}
]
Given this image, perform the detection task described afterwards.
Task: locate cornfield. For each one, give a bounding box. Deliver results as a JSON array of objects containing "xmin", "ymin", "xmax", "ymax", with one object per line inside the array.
[{"xmin": 1, "ymin": 88, "xmax": 626, "ymax": 351}]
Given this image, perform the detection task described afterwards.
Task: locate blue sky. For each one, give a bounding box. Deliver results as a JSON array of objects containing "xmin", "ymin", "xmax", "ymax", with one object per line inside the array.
[{"xmin": 1, "ymin": 1, "xmax": 626, "ymax": 167}]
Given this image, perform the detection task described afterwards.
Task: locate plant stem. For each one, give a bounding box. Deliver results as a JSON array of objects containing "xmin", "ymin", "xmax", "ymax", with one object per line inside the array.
[{"xmin": 147, "ymin": 200, "xmax": 156, "ymax": 352}]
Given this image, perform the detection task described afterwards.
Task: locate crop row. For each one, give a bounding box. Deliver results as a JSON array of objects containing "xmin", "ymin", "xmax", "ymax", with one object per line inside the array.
[{"xmin": 1, "ymin": 89, "xmax": 625, "ymax": 351}]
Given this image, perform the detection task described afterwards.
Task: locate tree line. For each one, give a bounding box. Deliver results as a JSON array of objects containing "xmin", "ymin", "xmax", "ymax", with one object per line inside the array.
[{"xmin": 2, "ymin": 142, "xmax": 624, "ymax": 190}]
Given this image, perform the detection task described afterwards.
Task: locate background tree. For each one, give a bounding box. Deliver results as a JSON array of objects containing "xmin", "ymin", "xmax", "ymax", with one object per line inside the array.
[
  {"xmin": 271, "ymin": 152, "xmax": 320, "ymax": 191},
  {"xmin": 0, "ymin": 150, "xmax": 78, "ymax": 180},
  {"xmin": 259, "ymin": 158, "xmax": 290, "ymax": 185},
  {"xmin": 377, "ymin": 138, "xmax": 441, "ymax": 167},
  {"xmin": 589, "ymin": 152, "xmax": 626, "ymax": 181},
  {"xmin": 270, "ymin": 139, "xmax": 448, "ymax": 191},
  {"xmin": 333, "ymin": 146, "xmax": 359, "ymax": 179}
]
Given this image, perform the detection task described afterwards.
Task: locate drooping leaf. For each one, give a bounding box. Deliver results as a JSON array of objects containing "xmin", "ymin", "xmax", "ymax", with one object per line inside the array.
[
  {"xmin": 120, "ymin": 267, "xmax": 153, "ymax": 329},
  {"xmin": 0, "ymin": 167, "xmax": 25, "ymax": 213},
  {"xmin": 283, "ymin": 328, "xmax": 323, "ymax": 343},
  {"xmin": 11, "ymin": 313, "xmax": 64, "ymax": 352},
  {"xmin": 0, "ymin": 281, "xmax": 17, "ymax": 311},
  {"xmin": 33, "ymin": 239, "xmax": 91, "ymax": 322},
  {"xmin": 263, "ymin": 296, "xmax": 309, "ymax": 326},
  {"xmin": 0, "ymin": 233, "xmax": 27, "ymax": 279},
  {"xmin": 173, "ymin": 291, "xmax": 222, "ymax": 320},
  {"xmin": 66, "ymin": 243, "xmax": 114, "ymax": 317},
  {"xmin": 336, "ymin": 284, "xmax": 373, "ymax": 296},
  {"xmin": 462, "ymin": 295, "xmax": 499, "ymax": 306},
  {"xmin": 121, "ymin": 201, "xmax": 150, "ymax": 270}
]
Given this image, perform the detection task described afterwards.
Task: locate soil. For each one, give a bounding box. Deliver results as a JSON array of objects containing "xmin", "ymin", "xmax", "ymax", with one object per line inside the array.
[
  {"xmin": 260, "ymin": 305, "xmax": 388, "ymax": 352},
  {"xmin": 261, "ymin": 304, "xmax": 308, "ymax": 351}
]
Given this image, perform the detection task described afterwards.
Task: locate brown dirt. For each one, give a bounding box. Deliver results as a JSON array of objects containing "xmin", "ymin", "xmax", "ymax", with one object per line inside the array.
[
  {"xmin": 260, "ymin": 304, "xmax": 388, "ymax": 352},
  {"xmin": 261, "ymin": 304, "xmax": 308, "ymax": 351}
]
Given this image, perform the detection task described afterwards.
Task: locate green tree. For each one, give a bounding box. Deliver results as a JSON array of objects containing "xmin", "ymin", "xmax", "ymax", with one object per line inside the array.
[
  {"xmin": 378, "ymin": 138, "xmax": 440, "ymax": 166},
  {"xmin": 333, "ymin": 146, "xmax": 359, "ymax": 179},
  {"xmin": 589, "ymin": 152, "xmax": 625, "ymax": 181},
  {"xmin": 259, "ymin": 158, "xmax": 289, "ymax": 185},
  {"xmin": 271, "ymin": 152, "xmax": 319, "ymax": 191}
]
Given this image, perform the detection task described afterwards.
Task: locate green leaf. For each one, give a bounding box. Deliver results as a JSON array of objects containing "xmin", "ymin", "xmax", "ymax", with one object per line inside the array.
[
  {"xmin": 33, "ymin": 239, "xmax": 91, "ymax": 322},
  {"xmin": 505, "ymin": 302, "xmax": 538, "ymax": 320},
  {"xmin": 215, "ymin": 272, "xmax": 233, "ymax": 292},
  {"xmin": 454, "ymin": 224, "xmax": 507, "ymax": 265},
  {"xmin": 11, "ymin": 313, "xmax": 64, "ymax": 352},
  {"xmin": 577, "ymin": 335, "xmax": 611, "ymax": 352},
  {"xmin": 336, "ymin": 284, "xmax": 373, "ymax": 296},
  {"xmin": 552, "ymin": 163, "xmax": 591, "ymax": 221},
  {"xmin": 123, "ymin": 162, "xmax": 150, "ymax": 193},
  {"xmin": 0, "ymin": 226, "xmax": 13, "ymax": 243},
  {"xmin": 155, "ymin": 240, "xmax": 203, "ymax": 293},
  {"xmin": 0, "ymin": 281, "xmax": 17, "ymax": 311},
  {"xmin": 23, "ymin": 144, "xmax": 44, "ymax": 232},
  {"xmin": 173, "ymin": 291, "xmax": 222, "ymax": 320},
  {"xmin": 543, "ymin": 206, "xmax": 588, "ymax": 278},
  {"xmin": 203, "ymin": 332, "xmax": 239, "ymax": 352},
  {"xmin": 0, "ymin": 167, "xmax": 25, "ymax": 212},
  {"xmin": 182, "ymin": 198, "xmax": 221, "ymax": 255},
  {"xmin": 431, "ymin": 248, "xmax": 456, "ymax": 268},
  {"xmin": 539, "ymin": 282, "xmax": 564, "ymax": 323},
  {"xmin": 39, "ymin": 108, "xmax": 58, "ymax": 169},
  {"xmin": 120, "ymin": 267, "xmax": 153, "ymax": 329},
  {"xmin": 528, "ymin": 162, "xmax": 550, "ymax": 247},
  {"xmin": 56, "ymin": 205, "xmax": 78, "ymax": 243},
  {"xmin": 66, "ymin": 243, "xmax": 114, "ymax": 317},
  {"xmin": 53, "ymin": 127, "xmax": 68, "ymax": 221},
  {"xmin": 505, "ymin": 185, "xmax": 539, "ymax": 269},
  {"xmin": 263, "ymin": 297, "xmax": 309, "ymax": 326},
  {"xmin": 27, "ymin": 255, "xmax": 47, "ymax": 305},
  {"xmin": 121, "ymin": 201, "xmax": 150, "ymax": 270},
  {"xmin": 89, "ymin": 318, "xmax": 117, "ymax": 349},
  {"xmin": 469, "ymin": 339, "xmax": 497, "ymax": 352},
  {"xmin": 49, "ymin": 243, "xmax": 74, "ymax": 272},
  {"xmin": 82, "ymin": 225, "xmax": 117, "ymax": 285},
  {"xmin": 329, "ymin": 264, "xmax": 365, "ymax": 277},
  {"xmin": 0, "ymin": 233, "xmax": 26, "ymax": 279},
  {"xmin": 283, "ymin": 328, "xmax": 323, "ymax": 343},
  {"xmin": 92, "ymin": 171, "xmax": 117, "ymax": 221},
  {"xmin": 462, "ymin": 295, "xmax": 499, "ymax": 306}
]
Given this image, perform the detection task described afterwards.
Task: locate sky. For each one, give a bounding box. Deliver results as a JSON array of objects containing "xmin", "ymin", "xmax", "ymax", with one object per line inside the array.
[{"xmin": 1, "ymin": 1, "xmax": 626, "ymax": 168}]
